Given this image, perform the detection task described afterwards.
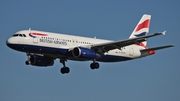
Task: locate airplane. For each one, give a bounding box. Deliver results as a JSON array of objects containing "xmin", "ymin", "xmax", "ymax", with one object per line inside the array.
[{"xmin": 6, "ymin": 14, "xmax": 174, "ymax": 74}]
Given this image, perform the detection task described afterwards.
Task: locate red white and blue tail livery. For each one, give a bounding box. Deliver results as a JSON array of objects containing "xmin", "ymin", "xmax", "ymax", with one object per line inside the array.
[
  {"xmin": 129, "ymin": 14, "xmax": 151, "ymax": 46},
  {"xmin": 6, "ymin": 14, "xmax": 174, "ymax": 74}
]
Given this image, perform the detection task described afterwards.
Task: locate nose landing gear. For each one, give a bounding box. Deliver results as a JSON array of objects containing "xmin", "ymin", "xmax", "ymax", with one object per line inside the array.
[{"xmin": 60, "ymin": 67, "xmax": 70, "ymax": 74}]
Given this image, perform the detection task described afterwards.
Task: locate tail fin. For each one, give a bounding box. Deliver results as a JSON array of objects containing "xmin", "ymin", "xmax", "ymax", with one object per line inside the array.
[{"xmin": 129, "ymin": 14, "xmax": 151, "ymax": 46}]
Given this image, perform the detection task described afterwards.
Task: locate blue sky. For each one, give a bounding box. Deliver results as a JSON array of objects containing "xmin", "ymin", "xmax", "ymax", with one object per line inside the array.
[{"xmin": 0, "ymin": 0, "xmax": 179, "ymax": 101}]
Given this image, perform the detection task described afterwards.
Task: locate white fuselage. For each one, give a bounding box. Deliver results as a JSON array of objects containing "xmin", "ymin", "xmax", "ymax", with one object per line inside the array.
[{"xmin": 7, "ymin": 30, "xmax": 148, "ymax": 62}]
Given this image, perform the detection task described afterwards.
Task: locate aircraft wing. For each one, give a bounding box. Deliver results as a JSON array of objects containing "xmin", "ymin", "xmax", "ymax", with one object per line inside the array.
[{"xmin": 91, "ymin": 31, "xmax": 166, "ymax": 53}]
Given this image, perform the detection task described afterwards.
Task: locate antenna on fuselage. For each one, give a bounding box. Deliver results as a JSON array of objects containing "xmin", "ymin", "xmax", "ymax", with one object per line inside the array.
[
  {"xmin": 94, "ymin": 36, "xmax": 96, "ymax": 39},
  {"xmin": 29, "ymin": 28, "xmax": 31, "ymax": 31}
]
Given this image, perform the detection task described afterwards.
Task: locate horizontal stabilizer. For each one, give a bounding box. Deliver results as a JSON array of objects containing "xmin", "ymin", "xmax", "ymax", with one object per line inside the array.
[{"xmin": 141, "ymin": 45, "xmax": 174, "ymax": 52}]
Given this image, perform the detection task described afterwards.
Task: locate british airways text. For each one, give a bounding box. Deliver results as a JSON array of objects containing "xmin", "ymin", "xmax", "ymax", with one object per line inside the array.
[{"xmin": 39, "ymin": 38, "xmax": 67, "ymax": 45}]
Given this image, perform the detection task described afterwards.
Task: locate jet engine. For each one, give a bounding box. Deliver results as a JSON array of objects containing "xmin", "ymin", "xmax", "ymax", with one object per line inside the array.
[
  {"xmin": 26, "ymin": 54, "xmax": 54, "ymax": 66},
  {"xmin": 72, "ymin": 47, "xmax": 101, "ymax": 59}
]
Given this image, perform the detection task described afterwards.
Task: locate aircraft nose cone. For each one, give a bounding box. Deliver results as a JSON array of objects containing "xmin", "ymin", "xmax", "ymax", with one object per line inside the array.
[
  {"xmin": 6, "ymin": 37, "xmax": 15, "ymax": 48},
  {"xmin": 6, "ymin": 38, "xmax": 11, "ymax": 48}
]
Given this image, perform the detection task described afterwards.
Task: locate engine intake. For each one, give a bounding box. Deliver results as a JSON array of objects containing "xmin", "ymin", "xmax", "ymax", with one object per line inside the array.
[{"xmin": 72, "ymin": 47, "xmax": 101, "ymax": 59}]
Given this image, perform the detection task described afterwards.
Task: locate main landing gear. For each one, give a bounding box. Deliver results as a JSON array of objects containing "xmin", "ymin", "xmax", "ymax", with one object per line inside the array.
[
  {"xmin": 60, "ymin": 59, "xmax": 70, "ymax": 74},
  {"xmin": 90, "ymin": 61, "xmax": 100, "ymax": 70},
  {"xmin": 59, "ymin": 59, "xmax": 100, "ymax": 74}
]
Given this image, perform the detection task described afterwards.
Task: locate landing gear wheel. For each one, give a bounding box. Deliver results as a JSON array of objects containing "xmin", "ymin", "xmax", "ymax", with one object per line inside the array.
[
  {"xmin": 25, "ymin": 61, "xmax": 30, "ymax": 65},
  {"xmin": 60, "ymin": 68, "xmax": 65, "ymax": 74},
  {"xmin": 90, "ymin": 63, "xmax": 95, "ymax": 69},
  {"xmin": 65, "ymin": 67, "xmax": 70, "ymax": 73},
  {"xmin": 60, "ymin": 67, "xmax": 70, "ymax": 74},
  {"xmin": 90, "ymin": 62, "xmax": 100, "ymax": 70},
  {"xmin": 94, "ymin": 63, "xmax": 99, "ymax": 69}
]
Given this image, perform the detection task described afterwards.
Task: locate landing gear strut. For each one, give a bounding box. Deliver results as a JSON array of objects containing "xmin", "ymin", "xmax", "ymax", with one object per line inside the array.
[
  {"xmin": 90, "ymin": 60, "xmax": 100, "ymax": 70},
  {"xmin": 60, "ymin": 59, "xmax": 70, "ymax": 74}
]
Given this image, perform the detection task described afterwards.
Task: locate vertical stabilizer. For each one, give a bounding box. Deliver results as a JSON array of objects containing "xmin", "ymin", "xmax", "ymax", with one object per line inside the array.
[{"xmin": 129, "ymin": 14, "xmax": 151, "ymax": 46}]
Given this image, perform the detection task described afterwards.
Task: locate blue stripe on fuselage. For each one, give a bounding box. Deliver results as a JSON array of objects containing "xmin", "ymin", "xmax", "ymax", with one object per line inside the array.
[{"xmin": 6, "ymin": 43, "xmax": 132, "ymax": 62}]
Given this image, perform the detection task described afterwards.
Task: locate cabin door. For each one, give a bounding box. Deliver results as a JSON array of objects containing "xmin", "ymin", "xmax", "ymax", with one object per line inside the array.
[
  {"xmin": 129, "ymin": 46, "xmax": 134, "ymax": 56},
  {"xmin": 33, "ymin": 37, "xmax": 38, "ymax": 43}
]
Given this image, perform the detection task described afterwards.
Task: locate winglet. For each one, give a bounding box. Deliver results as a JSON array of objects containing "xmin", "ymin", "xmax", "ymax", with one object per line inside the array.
[{"xmin": 162, "ymin": 30, "xmax": 166, "ymax": 36}]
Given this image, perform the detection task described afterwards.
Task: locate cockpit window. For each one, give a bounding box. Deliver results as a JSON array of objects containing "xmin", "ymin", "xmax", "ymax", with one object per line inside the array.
[
  {"xmin": 23, "ymin": 34, "xmax": 26, "ymax": 37},
  {"xmin": 12, "ymin": 34, "xmax": 26, "ymax": 37},
  {"xmin": 13, "ymin": 34, "xmax": 19, "ymax": 37}
]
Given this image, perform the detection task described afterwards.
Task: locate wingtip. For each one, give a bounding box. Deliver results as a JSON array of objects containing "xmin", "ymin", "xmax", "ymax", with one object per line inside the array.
[
  {"xmin": 170, "ymin": 45, "xmax": 175, "ymax": 47},
  {"xmin": 162, "ymin": 31, "xmax": 166, "ymax": 36},
  {"xmin": 166, "ymin": 45, "xmax": 175, "ymax": 48}
]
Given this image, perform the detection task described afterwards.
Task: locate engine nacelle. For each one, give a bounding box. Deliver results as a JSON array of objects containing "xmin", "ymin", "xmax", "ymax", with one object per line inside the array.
[
  {"xmin": 27, "ymin": 55, "xmax": 54, "ymax": 66},
  {"xmin": 72, "ymin": 47, "xmax": 101, "ymax": 59}
]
